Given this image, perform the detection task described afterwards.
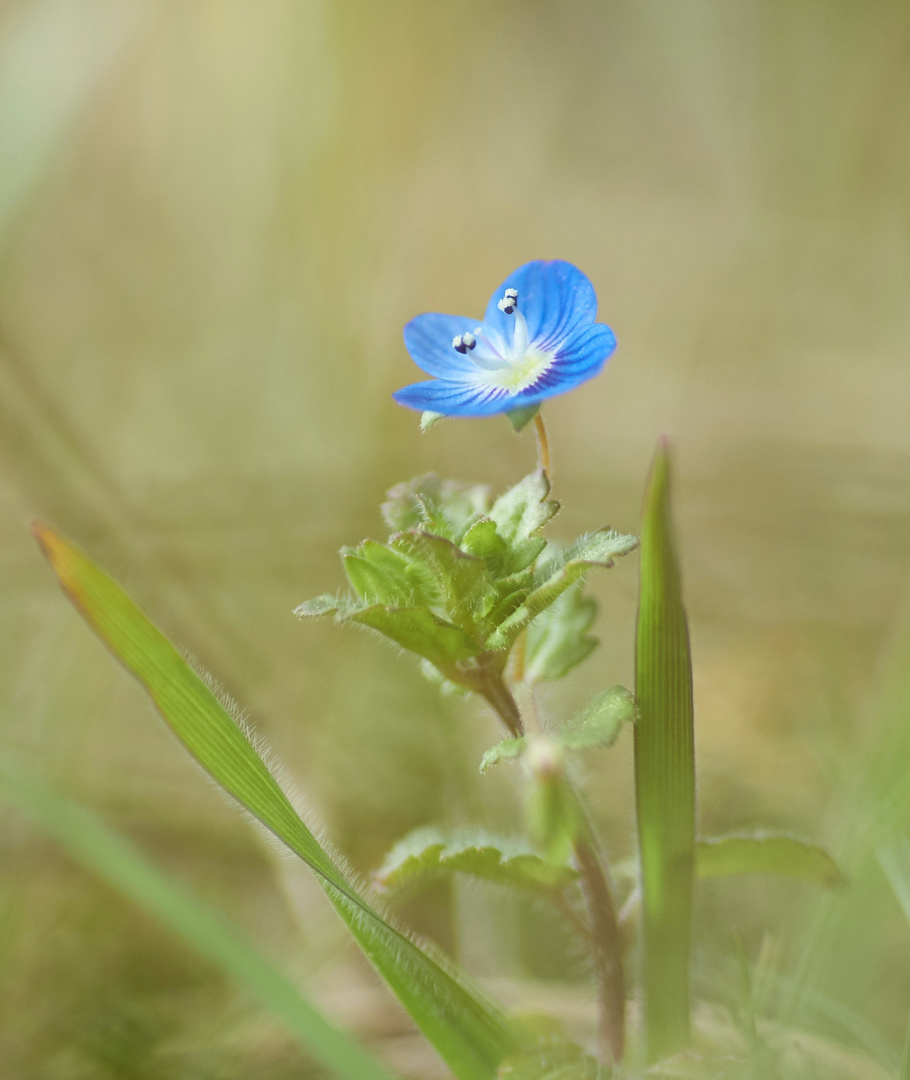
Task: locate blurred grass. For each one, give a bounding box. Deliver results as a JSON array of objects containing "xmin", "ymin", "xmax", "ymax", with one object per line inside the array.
[{"xmin": 1, "ymin": 0, "xmax": 909, "ymax": 1075}]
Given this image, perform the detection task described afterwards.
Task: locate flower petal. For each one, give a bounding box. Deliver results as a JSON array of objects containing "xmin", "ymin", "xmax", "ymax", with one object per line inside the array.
[
  {"xmin": 500, "ymin": 323, "xmax": 617, "ymax": 409},
  {"xmin": 403, "ymin": 313, "xmax": 485, "ymax": 379},
  {"xmin": 483, "ymin": 260, "xmax": 597, "ymax": 351},
  {"xmin": 550, "ymin": 321, "xmax": 617, "ymax": 376},
  {"xmin": 393, "ymin": 377, "xmax": 513, "ymax": 417}
]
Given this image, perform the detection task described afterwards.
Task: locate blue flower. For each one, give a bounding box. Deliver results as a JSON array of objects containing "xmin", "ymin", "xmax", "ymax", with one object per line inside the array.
[{"xmin": 393, "ymin": 260, "xmax": 617, "ymax": 417}]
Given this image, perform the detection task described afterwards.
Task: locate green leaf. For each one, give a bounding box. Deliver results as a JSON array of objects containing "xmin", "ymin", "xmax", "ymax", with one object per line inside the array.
[
  {"xmin": 374, "ymin": 828, "xmax": 578, "ymax": 896},
  {"xmin": 391, "ymin": 531, "xmax": 492, "ymax": 631},
  {"xmin": 485, "ymin": 572, "xmax": 582, "ymax": 651},
  {"xmin": 0, "ymin": 766, "xmax": 398, "ymax": 1080},
  {"xmin": 524, "ymin": 587, "xmax": 598, "ymax": 683},
  {"xmin": 697, "ymin": 834, "xmax": 845, "ymax": 887},
  {"xmin": 540, "ymin": 530, "xmax": 639, "ymax": 575},
  {"xmin": 350, "ymin": 604, "xmax": 481, "ymax": 667},
  {"xmin": 505, "ymin": 403, "xmax": 541, "ymax": 433},
  {"xmin": 343, "ymin": 554, "xmax": 405, "ymax": 607},
  {"xmin": 486, "ymin": 533, "xmax": 638, "ymax": 652},
  {"xmin": 461, "ymin": 517, "xmax": 511, "ymax": 578},
  {"xmin": 562, "ymin": 687, "xmax": 635, "ymax": 752},
  {"xmin": 634, "ymin": 441, "xmax": 696, "ymax": 1060},
  {"xmin": 480, "ymin": 737, "xmax": 527, "ymax": 773},
  {"xmin": 480, "ymin": 689, "xmax": 633, "ymax": 773},
  {"xmin": 343, "ymin": 540, "xmax": 436, "ymax": 608},
  {"xmin": 381, "ymin": 475, "xmax": 490, "ymax": 541},
  {"xmin": 489, "ymin": 471, "xmax": 559, "ymax": 573},
  {"xmin": 32, "ymin": 523, "xmax": 522, "ymax": 1080},
  {"xmin": 294, "ymin": 593, "xmax": 349, "ymax": 618},
  {"xmin": 485, "ymin": 576, "xmax": 534, "ymax": 626}
]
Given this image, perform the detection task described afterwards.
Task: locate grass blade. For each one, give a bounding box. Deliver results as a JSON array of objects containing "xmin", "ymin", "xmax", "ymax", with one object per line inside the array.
[
  {"xmin": 0, "ymin": 765, "xmax": 398, "ymax": 1080},
  {"xmin": 32, "ymin": 522, "xmax": 521, "ymax": 1080},
  {"xmin": 634, "ymin": 440, "xmax": 696, "ymax": 1060}
]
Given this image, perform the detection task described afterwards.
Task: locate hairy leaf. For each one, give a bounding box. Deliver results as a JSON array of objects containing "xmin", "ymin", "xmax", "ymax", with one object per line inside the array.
[
  {"xmin": 697, "ymin": 834, "xmax": 844, "ymax": 887},
  {"xmin": 374, "ymin": 828, "xmax": 578, "ymax": 895},
  {"xmin": 343, "ymin": 553, "xmax": 408, "ymax": 607},
  {"xmin": 342, "ymin": 540, "xmax": 436, "ymax": 608},
  {"xmin": 33, "ymin": 523, "xmax": 521, "ymax": 1080},
  {"xmin": 294, "ymin": 593, "xmax": 351, "ymax": 618},
  {"xmin": 485, "ymin": 575, "xmax": 534, "ymax": 625},
  {"xmin": 480, "ymin": 688, "xmax": 633, "ymax": 773},
  {"xmin": 381, "ymin": 474, "xmax": 490, "ymax": 540},
  {"xmin": 562, "ymin": 687, "xmax": 635, "ymax": 752},
  {"xmin": 540, "ymin": 529, "xmax": 639, "ymax": 574},
  {"xmin": 486, "ymin": 533, "xmax": 637, "ymax": 652},
  {"xmin": 350, "ymin": 604, "xmax": 481, "ymax": 667},
  {"xmin": 480, "ymin": 737, "xmax": 527, "ymax": 773},
  {"xmin": 485, "ymin": 571, "xmax": 584, "ymax": 652},
  {"xmin": 489, "ymin": 471, "xmax": 559, "ymax": 573},
  {"xmin": 524, "ymin": 587, "xmax": 598, "ymax": 682},
  {"xmin": 391, "ymin": 531, "xmax": 492, "ymax": 631},
  {"xmin": 461, "ymin": 517, "xmax": 511, "ymax": 578}
]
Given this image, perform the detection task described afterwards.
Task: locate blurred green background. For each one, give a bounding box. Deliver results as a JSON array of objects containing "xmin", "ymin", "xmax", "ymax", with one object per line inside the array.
[{"xmin": 1, "ymin": 1, "xmax": 909, "ymax": 1076}]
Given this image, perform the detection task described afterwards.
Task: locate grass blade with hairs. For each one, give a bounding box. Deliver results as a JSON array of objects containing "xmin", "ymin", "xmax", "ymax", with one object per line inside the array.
[
  {"xmin": 32, "ymin": 522, "xmax": 521, "ymax": 1080},
  {"xmin": 0, "ymin": 765, "xmax": 398, "ymax": 1080},
  {"xmin": 634, "ymin": 440, "xmax": 696, "ymax": 1061}
]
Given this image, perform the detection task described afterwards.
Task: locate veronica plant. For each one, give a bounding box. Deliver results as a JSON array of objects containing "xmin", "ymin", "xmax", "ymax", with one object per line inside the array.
[
  {"xmin": 29, "ymin": 259, "xmax": 848, "ymax": 1079},
  {"xmin": 394, "ymin": 259, "xmax": 617, "ymax": 434}
]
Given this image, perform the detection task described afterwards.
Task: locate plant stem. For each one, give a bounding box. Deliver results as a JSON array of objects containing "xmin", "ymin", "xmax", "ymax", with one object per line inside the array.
[
  {"xmin": 533, "ymin": 413, "xmax": 551, "ymax": 475},
  {"xmin": 484, "ymin": 683, "xmax": 625, "ymax": 1064},
  {"xmin": 573, "ymin": 828, "xmax": 625, "ymax": 1064},
  {"xmin": 477, "ymin": 668, "xmax": 524, "ymax": 738}
]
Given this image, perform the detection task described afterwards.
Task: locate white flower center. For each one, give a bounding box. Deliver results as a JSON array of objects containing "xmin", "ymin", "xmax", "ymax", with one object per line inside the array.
[{"xmin": 453, "ymin": 287, "xmax": 555, "ymax": 393}]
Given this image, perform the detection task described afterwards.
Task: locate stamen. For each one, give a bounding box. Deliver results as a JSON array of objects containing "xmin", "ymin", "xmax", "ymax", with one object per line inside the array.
[
  {"xmin": 462, "ymin": 331, "xmax": 476, "ymax": 350},
  {"xmin": 497, "ymin": 287, "xmax": 519, "ymax": 315},
  {"xmin": 469, "ymin": 327, "xmax": 511, "ymax": 371},
  {"xmin": 452, "ymin": 334, "xmax": 467, "ymax": 354},
  {"xmin": 511, "ymin": 306, "xmax": 529, "ymax": 356}
]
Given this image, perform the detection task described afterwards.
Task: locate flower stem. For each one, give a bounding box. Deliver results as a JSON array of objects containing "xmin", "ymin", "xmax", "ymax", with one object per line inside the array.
[
  {"xmin": 573, "ymin": 828, "xmax": 625, "ymax": 1064},
  {"xmin": 483, "ymin": 682, "xmax": 625, "ymax": 1064},
  {"xmin": 533, "ymin": 413, "xmax": 551, "ymax": 475}
]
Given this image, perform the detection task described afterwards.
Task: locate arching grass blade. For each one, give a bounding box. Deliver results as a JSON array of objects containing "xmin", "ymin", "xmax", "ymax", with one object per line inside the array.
[{"xmin": 32, "ymin": 522, "xmax": 521, "ymax": 1080}]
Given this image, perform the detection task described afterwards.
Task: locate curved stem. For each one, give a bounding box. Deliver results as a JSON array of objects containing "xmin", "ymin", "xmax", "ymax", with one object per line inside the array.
[{"xmin": 533, "ymin": 412, "xmax": 550, "ymax": 475}]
